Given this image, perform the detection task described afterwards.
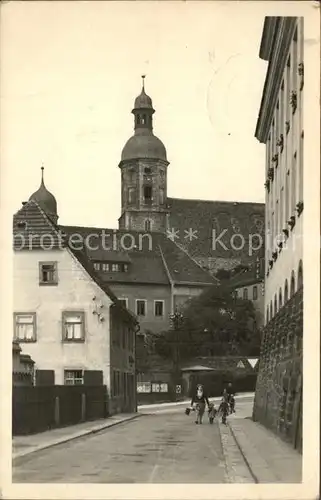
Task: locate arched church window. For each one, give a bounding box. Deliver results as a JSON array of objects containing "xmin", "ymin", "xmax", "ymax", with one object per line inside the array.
[
  {"xmin": 129, "ymin": 168, "xmax": 135, "ymax": 183},
  {"xmin": 284, "ymin": 279, "xmax": 289, "ymax": 302},
  {"xmin": 290, "ymin": 271, "xmax": 295, "ymax": 297},
  {"xmin": 144, "ymin": 220, "xmax": 151, "ymax": 232},
  {"xmin": 144, "ymin": 186, "xmax": 152, "ymax": 201},
  {"xmin": 297, "ymin": 260, "xmax": 303, "ymax": 289},
  {"xmin": 128, "ymin": 188, "xmax": 135, "ymax": 204}
]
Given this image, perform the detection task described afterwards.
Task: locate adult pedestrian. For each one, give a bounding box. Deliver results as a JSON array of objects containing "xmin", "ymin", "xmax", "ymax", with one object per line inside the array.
[{"xmin": 191, "ymin": 384, "xmax": 210, "ymax": 424}]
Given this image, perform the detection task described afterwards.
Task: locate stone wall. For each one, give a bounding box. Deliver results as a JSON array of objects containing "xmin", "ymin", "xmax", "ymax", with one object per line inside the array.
[{"xmin": 253, "ymin": 286, "xmax": 303, "ymax": 452}]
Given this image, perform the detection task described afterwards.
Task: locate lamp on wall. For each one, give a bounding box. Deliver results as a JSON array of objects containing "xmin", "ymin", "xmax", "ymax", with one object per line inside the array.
[{"xmin": 92, "ymin": 297, "xmax": 105, "ymax": 322}]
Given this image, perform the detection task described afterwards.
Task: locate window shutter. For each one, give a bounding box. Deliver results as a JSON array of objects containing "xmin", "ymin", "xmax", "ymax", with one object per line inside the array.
[
  {"xmin": 35, "ymin": 370, "xmax": 55, "ymax": 386},
  {"xmin": 84, "ymin": 370, "xmax": 103, "ymax": 386}
]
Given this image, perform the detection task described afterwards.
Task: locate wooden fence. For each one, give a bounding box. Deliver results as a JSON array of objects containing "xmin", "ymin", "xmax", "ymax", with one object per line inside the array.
[{"xmin": 12, "ymin": 385, "xmax": 108, "ymax": 435}]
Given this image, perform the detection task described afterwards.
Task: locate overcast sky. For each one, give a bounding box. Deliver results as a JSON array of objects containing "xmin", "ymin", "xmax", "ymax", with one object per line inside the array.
[{"xmin": 0, "ymin": 1, "xmax": 312, "ymax": 228}]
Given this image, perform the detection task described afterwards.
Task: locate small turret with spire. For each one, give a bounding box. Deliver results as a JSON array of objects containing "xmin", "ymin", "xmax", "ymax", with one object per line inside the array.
[
  {"xmin": 132, "ymin": 75, "xmax": 155, "ymax": 132},
  {"xmin": 29, "ymin": 165, "xmax": 59, "ymax": 224}
]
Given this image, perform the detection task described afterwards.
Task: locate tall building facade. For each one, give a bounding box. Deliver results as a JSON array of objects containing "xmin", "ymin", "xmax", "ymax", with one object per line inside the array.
[{"xmin": 253, "ymin": 17, "xmax": 303, "ymax": 452}]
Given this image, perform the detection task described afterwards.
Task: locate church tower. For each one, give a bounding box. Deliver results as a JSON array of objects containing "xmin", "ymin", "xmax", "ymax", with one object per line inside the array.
[{"xmin": 118, "ymin": 77, "xmax": 169, "ymax": 232}]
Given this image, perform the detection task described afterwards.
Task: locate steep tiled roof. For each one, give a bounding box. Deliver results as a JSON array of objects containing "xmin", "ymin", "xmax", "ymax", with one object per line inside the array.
[
  {"xmin": 228, "ymin": 258, "xmax": 265, "ymax": 289},
  {"xmin": 167, "ymin": 197, "xmax": 265, "ymax": 261},
  {"xmin": 60, "ymin": 225, "xmax": 216, "ymax": 287},
  {"xmin": 13, "ymin": 201, "xmax": 63, "ymax": 250},
  {"xmin": 13, "ymin": 202, "xmax": 137, "ymax": 325}
]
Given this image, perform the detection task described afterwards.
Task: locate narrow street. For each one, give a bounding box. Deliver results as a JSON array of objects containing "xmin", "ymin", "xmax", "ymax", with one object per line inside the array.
[{"xmin": 13, "ymin": 398, "xmax": 253, "ymax": 483}]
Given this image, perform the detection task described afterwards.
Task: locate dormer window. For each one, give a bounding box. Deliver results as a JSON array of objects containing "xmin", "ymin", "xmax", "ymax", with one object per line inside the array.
[{"xmin": 94, "ymin": 261, "xmax": 128, "ymax": 273}]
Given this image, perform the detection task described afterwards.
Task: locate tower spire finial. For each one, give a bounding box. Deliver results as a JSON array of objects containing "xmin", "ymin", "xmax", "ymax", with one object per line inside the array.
[
  {"xmin": 141, "ymin": 74, "xmax": 146, "ymax": 91},
  {"xmin": 41, "ymin": 163, "xmax": 44, "ymax": 183}
]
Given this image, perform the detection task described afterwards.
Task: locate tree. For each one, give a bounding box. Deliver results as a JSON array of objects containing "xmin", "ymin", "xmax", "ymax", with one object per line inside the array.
[{"xmin": 154, "ymin": 283, "xmax": 260, "ymax": 360}]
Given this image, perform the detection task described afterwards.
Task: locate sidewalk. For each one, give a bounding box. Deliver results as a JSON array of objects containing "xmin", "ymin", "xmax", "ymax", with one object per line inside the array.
[
  {"xmin": 225, "ymin": 416, "xmax": 302, "ymax": 483},
  {"xmin": 138, "ymin": 392, "xmax": 254, "ymax": 410},
  {"xmin": 12, "ymin": 413, "xmax": 141, "ymax": 461}
]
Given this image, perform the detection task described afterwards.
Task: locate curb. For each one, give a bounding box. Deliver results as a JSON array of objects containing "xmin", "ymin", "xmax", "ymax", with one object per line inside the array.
[
  {"xmin": 227, "ymin": 421, "xmax": 258, "ymax": 483},
  {"xmin": 13, "ymin": 413, "xmax": 142, "ymax": 461}
]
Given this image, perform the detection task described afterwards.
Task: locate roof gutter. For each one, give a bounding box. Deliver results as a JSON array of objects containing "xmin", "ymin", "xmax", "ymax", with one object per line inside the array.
[
  {"xmin": 172, "ymin": 281, "xmax": 215, "ymax": 287},
  {"xmin": 158, "ymin": 244, "xmax": 175, "ymax": 314}
]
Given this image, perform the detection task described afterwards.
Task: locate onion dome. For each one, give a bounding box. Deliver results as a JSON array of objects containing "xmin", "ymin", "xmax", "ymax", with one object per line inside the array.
[
  {"xmin": 29, "ymin": 166, "xmax": 58, "ymax": 222},
  {"xmin": 134, "ymin": 88, "xmax": 153, "ymax": 110}
]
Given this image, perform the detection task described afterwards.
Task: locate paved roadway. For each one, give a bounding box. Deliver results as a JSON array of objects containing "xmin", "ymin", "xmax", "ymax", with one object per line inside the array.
[{"xmin": 13, "ymin": 395, "xmax": 253, "ymax": 483}]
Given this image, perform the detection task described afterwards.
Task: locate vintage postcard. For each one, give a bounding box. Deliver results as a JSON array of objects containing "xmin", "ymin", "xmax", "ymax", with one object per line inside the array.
[{"xmin": 0, "ymin": 1, "xmax": 319, "ymax": 499}]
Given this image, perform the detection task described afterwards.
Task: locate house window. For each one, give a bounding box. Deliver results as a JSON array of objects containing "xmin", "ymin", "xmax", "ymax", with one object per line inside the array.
[
  {"xmin": 159, "ymin": 189, "xmax": 164, "ymax": 205},
  {"xmin": 243, "ymin": 288, "xmax": 248, "ymax": 300},
  {"xmin": 144, "ymin": 219, "xmax": 151, "ymax": 231},
  {"xmin": 14, "ymin": 313, "xmax": 36, "ymax": 342},
  {"xmin": 118, "ymin": 298, "xmax": 128, "ymax": 308},
  {"xmin": 253, "ymin": 286, "xmax": 258, "ymax": 301},
  {"xmin": 144, "ymin": 186, "xmax": 152, "ymax": 201},
  {"xmin": 154, "ymin": 300, "xmax": 164, "ymax": 317},
  {"xmin": 64, "ymin": 370, "xmax": 84, "ymax": 385},
  {"xmin": 102, "ymin": 263, "xmax": 109, "ymax": 271},
  {"xmin": 93, "ymin": 262, "xmax": 100, "ymax": 271},
  {"xmin": 112, "ymin": 264, "xmax": 119, "ymax": 272},
  {"xmin": 136, "ymin": 300, "xmax": 146, "ymax": 316},
  {"xmin": 144, "ymin": 167, "xmax": 151, "ymax": 174},
  {"xmin": 39, "ymin": 262, "xmax": 58, "ymax": 285},
  {"xmin": 62, "ymin": 312, "xmax": 85, "ymax": 342}
]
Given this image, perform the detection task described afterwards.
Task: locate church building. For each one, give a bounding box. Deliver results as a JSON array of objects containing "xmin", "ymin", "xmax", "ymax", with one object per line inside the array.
[
  {"xmin": 13, "ymin": 78, "xmax": 265, "ymax": 343},
  {"xmin": 118, "ymin": 76, "xmax": 265, "ymax": 277}
]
